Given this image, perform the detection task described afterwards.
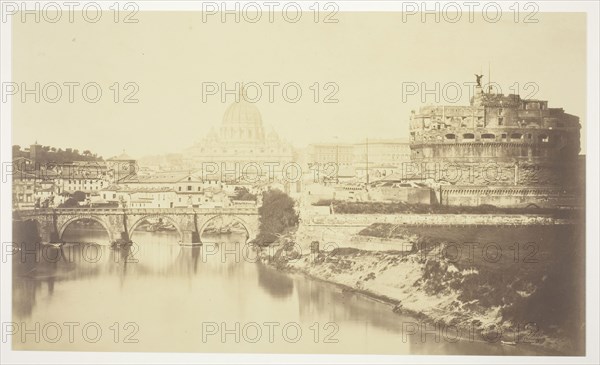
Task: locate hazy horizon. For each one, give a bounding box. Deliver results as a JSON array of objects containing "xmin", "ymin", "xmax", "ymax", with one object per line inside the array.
[{"xmin": 12, "ymin": 12, "xmax": 587, "ymax": 159}]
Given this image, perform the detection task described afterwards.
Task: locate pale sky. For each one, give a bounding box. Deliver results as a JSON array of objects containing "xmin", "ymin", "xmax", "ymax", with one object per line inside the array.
[{"xmin": 12, "ymin": 12, "xmax": 587, "ymax": 158}]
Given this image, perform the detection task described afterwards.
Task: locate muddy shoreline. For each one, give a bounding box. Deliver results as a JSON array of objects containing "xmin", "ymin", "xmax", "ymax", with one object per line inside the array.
[{"xmin": 259, "ymin": 247, "xmax": 570, "ymax": 356}]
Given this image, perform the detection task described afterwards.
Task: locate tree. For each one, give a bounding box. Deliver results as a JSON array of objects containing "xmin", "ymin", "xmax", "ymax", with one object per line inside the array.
[
  {"xmin": 255, "ymin": 189, "xmax": 298, "ymax": 245},
  {"xmin": 71, "ymin": 191, "xmax": 86, "ymax": 202},
  {"xmin": 233, "ymin": 186, "xmax": 257, "ymax": 201},
  {"xmin": 12, "ymin": 145, "xmax": 26, "ymax": 159},
  {"xmin": 13, "ymin": 144, "xmax": 103, "ymax": 164},
  {"xmin": 41, "ymin": 196, "xmax": 53, "ymax": 208},
  {"xmin": 60, "ymin": 198, "xmax": 79, "ymax": 208}
]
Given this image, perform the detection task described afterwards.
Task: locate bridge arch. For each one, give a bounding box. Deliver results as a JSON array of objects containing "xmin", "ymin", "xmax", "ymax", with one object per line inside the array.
[
  {"xmin": 58, "ymin": 216, "xmax": 114, "ymax": 242},
  {"xmin": 128, "ymin": 215, "xmax": 184, "ymax": 242},
  {"xmin": 198, "ymin": 215, "xmax": 254, "ymax": 243}
]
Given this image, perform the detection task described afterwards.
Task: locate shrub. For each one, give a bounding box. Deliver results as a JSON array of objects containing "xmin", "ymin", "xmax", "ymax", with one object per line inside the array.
[{"xmin": 255, "ymin": 189, "xmax": 299, "ymax": 245}]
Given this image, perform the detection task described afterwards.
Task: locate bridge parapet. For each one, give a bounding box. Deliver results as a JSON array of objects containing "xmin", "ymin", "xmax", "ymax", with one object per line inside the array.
[
  {"xmin": 14, "ymin": 206, "xmax": 259, "ymax": 217},
  {"xmin": 13, "ymin": 207, "xmax": 260, "ymax": 246}
]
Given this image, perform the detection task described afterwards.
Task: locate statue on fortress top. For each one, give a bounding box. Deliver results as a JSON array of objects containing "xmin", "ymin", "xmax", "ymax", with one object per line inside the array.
[{"xmin": 475, "ymin": 74, "xmax": 484, "ymax": 87}]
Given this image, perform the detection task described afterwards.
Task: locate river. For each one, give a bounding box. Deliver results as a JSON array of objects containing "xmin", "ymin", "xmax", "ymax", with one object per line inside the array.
[{"xmin": 11, "ymin": 224, "xmax": 550, "ymax": 355}]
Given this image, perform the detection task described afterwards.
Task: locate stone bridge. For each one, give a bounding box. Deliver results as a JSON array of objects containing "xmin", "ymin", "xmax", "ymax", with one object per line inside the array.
[{"xmin": 13, "ymin": 207, "xmax": 260, "ymax": 246}]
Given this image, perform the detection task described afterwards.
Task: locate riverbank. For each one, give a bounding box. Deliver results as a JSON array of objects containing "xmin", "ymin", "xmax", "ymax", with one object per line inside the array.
[{"xmin": 261, "ymin": 224, "xmax": 584, "ymax": 355}]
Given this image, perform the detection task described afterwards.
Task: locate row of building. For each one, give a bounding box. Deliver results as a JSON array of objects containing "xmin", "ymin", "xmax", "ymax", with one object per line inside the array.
[
  {"xmin": 12, "ymin": 151, "xmax": 131, "ymax": 208},
  {"xmin": 306, "ymin": 138, "xmax": 411, "ymax": 180},
  {"xmin": 11, "ymin": 147, "xmax": 263, "ymax": 209},
  {"xmin": 14, "ymin": 78, "xmax": 584, "ymax": 209}
]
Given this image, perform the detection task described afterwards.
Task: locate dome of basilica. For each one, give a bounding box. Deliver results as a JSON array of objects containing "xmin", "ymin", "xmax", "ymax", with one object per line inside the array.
[
  {"xmin": 222, "ymin": 98, "xmax": 263, "ymax": 126},
  {"xmin": 184, "ymin": 89, "xmax": 294, "ymax": 168},
  {"xmin": 219, "ymin": 98, "xmax": 266, "ymax": 143}
]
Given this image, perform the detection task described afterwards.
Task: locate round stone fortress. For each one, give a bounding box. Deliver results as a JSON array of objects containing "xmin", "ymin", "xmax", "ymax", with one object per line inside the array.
[{"xmin": 408, "ymin": 81, "xmax": 582, "ymax": 207}]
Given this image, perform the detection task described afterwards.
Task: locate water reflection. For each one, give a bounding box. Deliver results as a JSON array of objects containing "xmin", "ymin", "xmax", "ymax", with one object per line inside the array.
[
  {"xmin": 11, "ymin": 226, "xmax": 550, "ymax": 355},
  {"xmin": 256, "ymin": 264, "xmax": 294, "ymax": 298}
]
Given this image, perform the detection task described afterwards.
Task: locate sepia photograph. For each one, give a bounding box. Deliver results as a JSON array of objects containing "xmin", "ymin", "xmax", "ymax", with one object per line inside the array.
[{"xmin": 0, "ymin": 1, "xmax": 598, "ymax": 364}]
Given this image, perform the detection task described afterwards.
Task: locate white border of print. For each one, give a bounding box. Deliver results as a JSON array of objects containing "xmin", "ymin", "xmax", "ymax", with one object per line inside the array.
[{"xmin": 1, "ymin": 1, "xmax": 598, "ymax": 364}]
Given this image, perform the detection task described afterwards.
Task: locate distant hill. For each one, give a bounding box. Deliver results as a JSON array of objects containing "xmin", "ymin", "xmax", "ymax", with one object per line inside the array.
[{"xmin": 13, "ymin": 144, "xmax": 103, "ymax": 164}]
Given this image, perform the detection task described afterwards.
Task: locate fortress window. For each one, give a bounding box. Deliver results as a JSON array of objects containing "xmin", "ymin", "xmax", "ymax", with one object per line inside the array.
[
  {"xmin": 501, "ymin": 133, "xmax": 507, "ymax": 140},
  {"xmin": 510, "ymin": 133, "xmax": 523, "ymax": 140},
  {"xmin": 463, "ymin": 133, "xmax": 475, "ymax": 139},
  {"xmin": 498, "ymin": 118, "xmax": 504, "ymax": 125},
  {"xmin": 481, "ymin": 133, "xmax": 496, "ymax": 139},
  {"xmin": 445, "ymin": 134, "xmax": 456, "ymax": 140},
  {"xmin": 498, "ymin": 108, "xmax": 503, "ymax": 116}
]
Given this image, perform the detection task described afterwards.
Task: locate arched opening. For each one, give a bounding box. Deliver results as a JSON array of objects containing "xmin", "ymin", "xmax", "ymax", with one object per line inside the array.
[
  {"xmin": 481, "ymin": 133, "xmax": 496, "ymax": 140},
  {"xmin": 123, "ymin": 216, "xmax": 183, "ymax": 271},
  {"xmin": 199, "ymin": 215, "xmax": 251, "ymax": 245},
  {"xmin": 60, "ymin": 217, "xmax": 112, "ymax": 243},
  {"xmin": 462, "ymin": 133, "xmax": 475, "ymax": 140},
  {"xmin": 445, "ymin": 133, "xmax": 456, "ymax": 140},
  {"xmin": 129, "ymin": 216, "xmax": 183, "ymax": 245}
]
